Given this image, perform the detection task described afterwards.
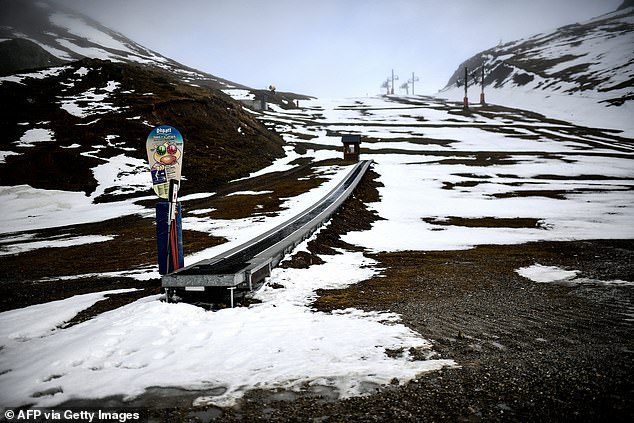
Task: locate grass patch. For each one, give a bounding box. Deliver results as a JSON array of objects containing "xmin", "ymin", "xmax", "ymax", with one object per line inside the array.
[
  {"xmin": 491, "ymin": 190, "xmax": 568, "ymax": 199},
  {"xmin": 442, "ymin": 180, "xmax": 483, "ymax": 190},
  {"xmin": 422, "ymin": 216, "xmax": 546, "ymax": 229},
  {"xmin": 182, "ymin": 159, "xmax": 344, "ymax": 220},
  {"xmin": 431, "ymin": 153, "xmax": 519, "ymax": 166},
  {"xmin": 0, "ymin": 215, "xmax": 224, "ymax": 282}
]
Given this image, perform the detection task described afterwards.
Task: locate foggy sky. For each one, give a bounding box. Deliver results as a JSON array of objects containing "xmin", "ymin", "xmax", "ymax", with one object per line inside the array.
[{"xmin": 55, "ymin": 0, "xmax": 622, "ymax": 97}]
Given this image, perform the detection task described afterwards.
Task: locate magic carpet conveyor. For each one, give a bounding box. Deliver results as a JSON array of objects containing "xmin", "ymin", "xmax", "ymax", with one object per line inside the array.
[{"xmin": 162, "ymin": 160, "xmax": 373, "ymax": 299}]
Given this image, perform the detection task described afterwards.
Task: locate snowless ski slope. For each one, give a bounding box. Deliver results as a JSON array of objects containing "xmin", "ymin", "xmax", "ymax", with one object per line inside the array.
[{"xmin": 1, "ymin": 94, "xmax": 633, "ymax": 408}]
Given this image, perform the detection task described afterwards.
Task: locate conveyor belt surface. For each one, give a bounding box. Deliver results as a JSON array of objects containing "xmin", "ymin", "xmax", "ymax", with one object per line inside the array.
[{"xmin": 162, "ymin": 160, "xmax": 372, "ymax": 290}]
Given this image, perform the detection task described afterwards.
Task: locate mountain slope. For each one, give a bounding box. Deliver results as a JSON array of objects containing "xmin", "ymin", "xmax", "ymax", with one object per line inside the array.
[
  {"xmin": 0, "ymin": 0, "xmax": 308, "ymax": 104},
  {"xmin": 0, "ymin": 0, "xmax": 231, "ymax": 89},
  {"xmin": 439, "ymin": 4, "xmax": 634, "ymax": 135},
  {"xmin": 0, "ymin": 38, "xmax": 66, "ymax": 73},
  {"xmin": 0, "ymin": 58, "xmax": 286, "ymax": 199},
  {"xmin": 0, "ymin": 0, "xmax": 290, "ymax": 199}
]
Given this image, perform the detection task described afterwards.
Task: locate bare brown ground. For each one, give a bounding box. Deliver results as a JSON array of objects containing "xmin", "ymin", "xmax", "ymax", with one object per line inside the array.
[
  {"xmin": 4, "ymin": 164, "xmax": 632, "ymax": 422},
  {"xmin": 191, "ymin": 167, "xmax": 634, "ymax": 422}
]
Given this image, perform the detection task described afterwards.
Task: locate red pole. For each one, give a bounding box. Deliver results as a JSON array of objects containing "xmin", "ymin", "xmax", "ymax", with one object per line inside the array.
[
  {"xmin": 166, "ymin": 179, "xmax": 179, "ymax": 272},
  {"xmin": 170, "ymin": 221, "xmax": 179, "ymax": 271}
]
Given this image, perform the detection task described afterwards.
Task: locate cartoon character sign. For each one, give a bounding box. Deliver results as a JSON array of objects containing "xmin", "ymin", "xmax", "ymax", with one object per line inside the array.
[{"xmin": 146, "ymin": 125, "xmax": 184, "ymax": 198}]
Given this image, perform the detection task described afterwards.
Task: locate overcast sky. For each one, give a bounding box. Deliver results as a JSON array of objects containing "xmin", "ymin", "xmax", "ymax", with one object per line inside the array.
[{"xmin": 55, "ymin": 0, "xmax": 622, "ymax": 98}]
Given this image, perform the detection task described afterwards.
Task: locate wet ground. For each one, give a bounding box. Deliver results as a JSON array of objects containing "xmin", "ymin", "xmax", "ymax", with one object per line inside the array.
[
  {"xmin": 50, "ymin": 239, "xmax": 634, "ymax": 422},
  {"xmin": 148, "ymin": 169, "xmax": 634, "ymax": 422},
  {"xmin": 2, "ymin": 96, "xmax": 633, "ymax": 421}
]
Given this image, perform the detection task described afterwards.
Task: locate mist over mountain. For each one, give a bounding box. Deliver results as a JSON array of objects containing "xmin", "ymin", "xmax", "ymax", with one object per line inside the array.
[
  {"xmin": 0, "ymin": 38, "xmax": 66, "ymax": 74},
  {"xmin": 618, "ymin": 0, "xmax": 634, "ymax": 10}
]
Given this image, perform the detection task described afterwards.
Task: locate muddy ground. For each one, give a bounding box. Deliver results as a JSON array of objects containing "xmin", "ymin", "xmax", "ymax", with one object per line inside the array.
[{"xmin": 141, "ymin": 168, "xmax": 633, "ymax": 422}]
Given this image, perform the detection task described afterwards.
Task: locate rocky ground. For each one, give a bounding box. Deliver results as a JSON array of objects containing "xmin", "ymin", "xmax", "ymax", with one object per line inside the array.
[{"xmin": 142, "ymin": 168, "xmax": 633, "ymax": 422}]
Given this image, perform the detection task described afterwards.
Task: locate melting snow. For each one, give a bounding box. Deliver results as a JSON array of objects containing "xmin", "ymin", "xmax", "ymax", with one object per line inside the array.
[
  {"xmin": 59, "ymin": 82, "xmax": 122, "ymax": 118},
  {"xmin": 222, "ymin": 89, "xmax": 255, "ymax": 100},
  {"xmin": 515, "ymin": 264, "xmax": 579, "ymax": 283},
  {"xmin": 0, "ymin": 90, "xmax": 631, "ymax": 408},
  {"xmin": 0, "ymin": 235, "xmax": 115, "ymax": 256},
  {"xmin": 227, "ymin": 190, "xmax": 273, "ymax": 196},
  {"xmin": 0, "ymin": 248, "xmax": 454, "ymax": 408},
  {"xmin": 0, "ymin": 66, "xmax": 70, "ymax": 85},
  {"xmin": 516, "ymin": 264, "xmax": 634, "ymax": 287},
  {"xmin": 75, "ymin": 67, "xmax": 89, "ymax": 77},
  {"xmin": 0, "ymin": 185, "xmax": 148, "ymax": 235},
  {"xmin": 49, "ymin": 13, "xmax": 133, "ymax": 54},
  {"xmin": 14, "ymin": 128, "xmax": 55, "ymax": 148}
]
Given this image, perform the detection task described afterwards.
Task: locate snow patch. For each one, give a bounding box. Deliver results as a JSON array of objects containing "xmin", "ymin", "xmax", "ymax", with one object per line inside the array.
[
  {"xmin": 59, "ymin": 81, "xmax": 122, "ymax": 118},
  {"xmin": 515, "ymin": 264, "xmax": 579, "ymax": 283},
  {"xmin": 0, "ymin": 151, "xmax": 20, "ymax": 163},
  {"xmin": 14, "ymin": 128, "xmax": 55, "ymax": 147},
  {"xmin": 227, "ymin": 190, "xmax": 273, "ymax": 196},
  {"xmin": 0, "ymin": 66, "xmax": 70, "ymax": 85},
  {"xmin": 0, "ymin": 185, "xmax": 149, "ymax": 234},
  {"xmin": 74, "ymin": 67, "xmax": 89, "ymax": 77},
  {"xmin": 0, "ymin": 235, "xmax": 114, "ymax": 256},
  {"xmin": 0, "ymin": 289, "xmax": 137, "ymax": 342},
  {"xmin": 516, "ymin": 264, "xmax": 634, "ymax": 287},
  {"xmin": 221, "ymin": 88, "xmax": 255, "ymax": 100},
  {"xmin": 49, "ymin": 13, "xmax": 133, "ymax": 54}
]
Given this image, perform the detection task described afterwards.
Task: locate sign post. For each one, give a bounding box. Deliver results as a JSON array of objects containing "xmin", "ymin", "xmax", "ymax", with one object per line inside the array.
[{"xmin": 146, "ymin": 125, "xmax": 184, "ymax": 276}]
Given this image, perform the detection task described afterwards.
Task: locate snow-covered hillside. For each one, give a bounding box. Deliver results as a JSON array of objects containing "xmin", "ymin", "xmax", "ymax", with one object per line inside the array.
[{"xmin": 439, "ymin": 5, "xmax": 634, "ymax": 136}]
